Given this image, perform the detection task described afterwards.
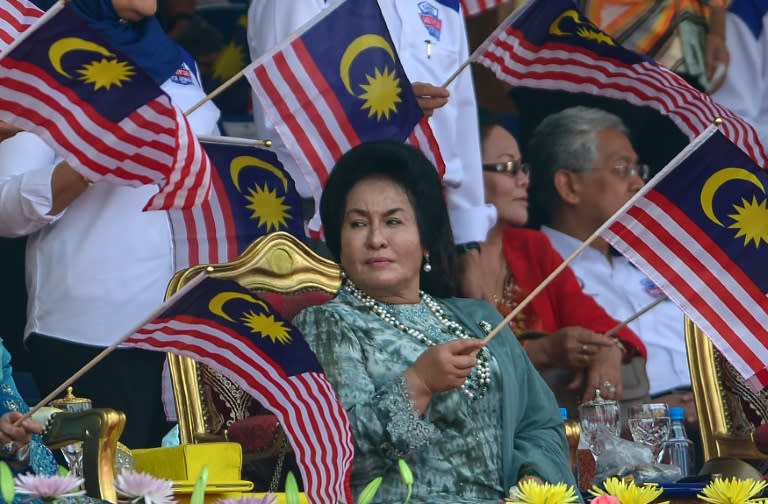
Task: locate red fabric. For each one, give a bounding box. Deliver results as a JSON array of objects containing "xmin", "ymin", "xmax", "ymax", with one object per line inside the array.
[{"xmin": 502, "ymin": 227, "xmax": 647, "ymax": 360}]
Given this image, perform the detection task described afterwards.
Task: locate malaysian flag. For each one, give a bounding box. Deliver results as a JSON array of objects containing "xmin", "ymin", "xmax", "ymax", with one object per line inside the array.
[
  {"xmin": 471, "ymin": 0, "xmax": 768, "ymax": 166},
  {"xmin": 460, "ymin": 0, "xmax": 510, "ymax": 17},
  {"xmin": 244, "ymin": 0, "xmax": 445, "ymax": 212},
  {"xmin": 168, "ymin": 140, "xmax": 305, "ymax": 269},
  {"xmin": 0, "ymin": 6, "xmax": 211, "ymax": 209},
  {"xmin": 124, "ymin": 275, "xmax": 355, "ymax": 504},
  {"xmin": 0, "ymin": 0, "xmax": 42, "ymax": 52},
  {"xmin": 600, "ymin": 126, "xmax": 768, "ymax": 389}
]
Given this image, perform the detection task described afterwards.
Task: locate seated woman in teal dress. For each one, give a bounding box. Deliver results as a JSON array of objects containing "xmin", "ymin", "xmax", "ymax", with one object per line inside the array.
[
  {"xmin": 293, "ymin": 141, "xmax": 576, "ymax": 503},
  {"xmin": 0, "ymin": 340, "xmax": 57, "ymax": 476}
]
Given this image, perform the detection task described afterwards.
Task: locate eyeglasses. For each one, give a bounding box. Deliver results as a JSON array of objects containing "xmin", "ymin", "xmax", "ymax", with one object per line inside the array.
[
  {"xmin": 611, "ymin": 162, "xmax": 650, "ymax": 181},
  {"xmin": 482, "ymin": 160, "xmax": 530, "ymax": 177}
]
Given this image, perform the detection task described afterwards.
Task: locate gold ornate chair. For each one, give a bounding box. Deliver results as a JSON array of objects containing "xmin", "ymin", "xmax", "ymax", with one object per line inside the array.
[
  {"xmin": 164, "ymin": 231, "xmax": 340, "ymax": 488},
  {"xmin": 43, "ymin": 408, "xmax": 126, "ymax": 502},
  {"xmin": 685, "ymin": 317, "xmax": 768, "ymax": 462}
]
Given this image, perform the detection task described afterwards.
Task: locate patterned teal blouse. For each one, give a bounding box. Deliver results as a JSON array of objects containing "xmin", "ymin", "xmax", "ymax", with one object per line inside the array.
[
  {"xmin": 293, "ymin": 289, "xmax": 577, "ymax": 503},
  {"xmin": 0, "ymin": 340, "xmax": 58, "ymax": 479}
]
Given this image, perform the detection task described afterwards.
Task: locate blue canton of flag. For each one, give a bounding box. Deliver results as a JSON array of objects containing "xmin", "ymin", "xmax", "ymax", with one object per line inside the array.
[
  {"xmin": 0, "ymin": 6, "xmax": 212, "ymax": 209},
  {"xmin": 471, "ymin": 0, "xmax": 768, "ymax": 166},
  {"xmin": 125, "ymin": 276, "xmax": 354, "ymax": 504},
  {"xmin": 169, "ymin": 141, "xmax": 305, "ymax": 269},
  {"xmin": 245, "ymin": 0, "xmax": 433, "ymax": 208},
  {"xmin": 297, "ymin": 0, "xmax": 423, "ymax": 141},
  {"xmin": 601, "ymin": 129, "xmax": 768, "ymax": 390},
  {"xmin": 4, "ymin": 7, "xmax": 163, "ymax": 123}
]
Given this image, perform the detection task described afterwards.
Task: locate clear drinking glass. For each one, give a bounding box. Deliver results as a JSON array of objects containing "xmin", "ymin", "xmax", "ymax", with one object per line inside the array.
[
  {"xmin": 627, "ymin": 403, "xmax": 671, "ymax": 462},
  {"xmin": 578, "ymin": 390, "xmax": 621, "ymax": 456},
  {"xmin": 49, "ymin": 387, "xmax": 92, "ymax": 477}
]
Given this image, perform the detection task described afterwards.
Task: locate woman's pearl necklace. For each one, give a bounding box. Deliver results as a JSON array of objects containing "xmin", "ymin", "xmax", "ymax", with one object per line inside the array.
[{"xmin": 343, "ymin": 280, "xmax": 491, "ymax": 400}]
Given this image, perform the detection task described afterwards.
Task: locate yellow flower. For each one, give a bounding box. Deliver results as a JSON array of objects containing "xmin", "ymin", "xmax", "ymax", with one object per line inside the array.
[
  {"xmin": 589, "ymin": 477, "xmax": 668, "ymax": 504},
  {"xmin": 698, "ymin": 477, "xmax": 768, "ymax": 504},
  {"xmin": 505, "ymin": 479, "xmax": 579, "ymax": 504}
]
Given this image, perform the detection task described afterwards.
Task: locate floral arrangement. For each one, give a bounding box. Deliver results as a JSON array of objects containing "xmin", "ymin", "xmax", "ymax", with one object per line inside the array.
[
  {"xmin": 115, "ymin": 470, "xmax": 174, "ymax": 504},
  {"xmin": 697, "ymin": 477, "xmax": 768, "ymax": 504},
  {"xmin": 505, "ymin": 479, "xmax": 580, "ymax": 503},
  {"xmin": 590, "ymin": 477, "xmax": 667, "ymax": 504},
  {"xmin": 14, "ymin": 473, "xmax": 86, "ymax": 503},
  {"xmin": 0, "ymin": 457, "xmax": 416, "ymax": 504}
]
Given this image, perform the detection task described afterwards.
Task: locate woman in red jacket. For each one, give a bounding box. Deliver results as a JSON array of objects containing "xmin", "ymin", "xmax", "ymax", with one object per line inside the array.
[{"xmin": 475, "ymin": 110, "xmax": 647, "ymax": 407}]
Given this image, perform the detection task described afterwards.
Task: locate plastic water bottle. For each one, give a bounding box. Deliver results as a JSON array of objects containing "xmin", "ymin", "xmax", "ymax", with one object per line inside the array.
[
  {"xmin": 661, "ymin": 406, "xmax": 695, "ymax": 477},
  {"xmin": 560, "ymin": 407, "xmax": 580, "ymax": 473}
]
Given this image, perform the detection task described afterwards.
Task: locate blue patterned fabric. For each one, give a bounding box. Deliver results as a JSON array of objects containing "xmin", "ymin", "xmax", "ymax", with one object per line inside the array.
[
  {"xmin": 0, "ymin": 341, "xmax": 58, "ymax": 479},
  {"xmin": 293, "ymin": 290, "xmax": 577, "ymax": 503}
]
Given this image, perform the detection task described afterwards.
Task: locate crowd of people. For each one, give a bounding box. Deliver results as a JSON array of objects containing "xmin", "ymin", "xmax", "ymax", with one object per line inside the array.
[{"xmin": 0, "ymin": 0, "xmax": 763, "ymax": 501}]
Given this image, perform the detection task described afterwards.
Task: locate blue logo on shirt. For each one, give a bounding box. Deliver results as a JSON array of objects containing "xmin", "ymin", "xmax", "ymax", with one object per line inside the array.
[
  {"xmin": 640, "ymin": 277, "xmax": 665, "ymax": 298},
  {"xmin": 418, "ymin": 1, "xmax": 442, "ymax": 40},
  {"xmin": 170, "ymin": 66, "xmax": 194, "ymax": 86}
]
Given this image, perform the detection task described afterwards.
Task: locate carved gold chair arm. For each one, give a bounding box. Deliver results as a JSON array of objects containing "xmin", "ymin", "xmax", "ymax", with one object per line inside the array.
[{"xmin": 43, "ymin": 408, "xmax": 126, "ymax": 503}]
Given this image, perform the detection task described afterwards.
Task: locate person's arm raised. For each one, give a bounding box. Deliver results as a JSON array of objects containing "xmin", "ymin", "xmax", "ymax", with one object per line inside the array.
[{"xmin": 48, "ymin": 161, "xmax": 92, "ymax": 216}]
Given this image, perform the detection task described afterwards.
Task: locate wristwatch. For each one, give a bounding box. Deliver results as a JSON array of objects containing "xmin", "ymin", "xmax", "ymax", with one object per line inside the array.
[{"xmin": 456, "ymin": 241, "xmax": 481, "ymax": 255}]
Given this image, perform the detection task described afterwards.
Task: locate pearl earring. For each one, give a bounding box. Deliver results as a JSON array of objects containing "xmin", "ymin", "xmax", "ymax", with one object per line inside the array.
[{"xmin": 422, "ymin": 253, "xmax": 432, "ymax": 273}]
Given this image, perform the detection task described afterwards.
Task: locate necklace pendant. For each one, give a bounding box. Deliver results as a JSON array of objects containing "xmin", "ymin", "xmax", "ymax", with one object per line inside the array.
[{"xmin": 343, "ymin": 279, "xmax": 491, "ymax": 400}]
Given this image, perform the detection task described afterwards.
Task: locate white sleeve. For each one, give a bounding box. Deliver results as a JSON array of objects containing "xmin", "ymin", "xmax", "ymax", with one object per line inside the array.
[
  {"xmin": 0, "ymin": 133, "xmax": 60, "ymax": 237},
  {"xmin": 246, "ymin": 0, "xmax": 327, "ymax": 199},
  {"xmin": 442, "ymin": 13, "xmax": 496, "ymax": 244},
  {"xmin": 713, "ymin": 11, "xmax": 768, "ymax": 147}
]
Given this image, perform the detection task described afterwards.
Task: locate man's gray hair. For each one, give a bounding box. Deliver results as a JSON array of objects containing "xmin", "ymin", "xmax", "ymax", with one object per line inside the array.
[{"xmin": 527, "ymin": 106, "xmax": 629, "ymax": 227}]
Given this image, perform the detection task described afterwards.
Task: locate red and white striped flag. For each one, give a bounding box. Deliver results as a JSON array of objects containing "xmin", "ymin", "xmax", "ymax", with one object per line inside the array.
[
  {"xmin": 471, "ymin": 0, "xmax": 768, "ymax": 166},
  {"xmin": 167, "ymin": 140, "xmax": 306, "ymax": 269},
  {"xmin": 124, "ymin": 275, "xmax": 355, "ymax": 504},
  {"xmin": 599, "ymin": 126, "xmax": 768, "ymax": 389},
  {"xmin": 144, "ymin": 108, "xmax": 212, "ymax": 210},
  {"xmin": 460, "ymin": 0, "xmax": 510, "ymax": 17},
  {"xmin": 0, "ymin": 6, "xmax": 211, "ymax": 209},
  {"xmin": 0, "ymin": 0, "xmax": 42, "ymax": 52},
  {"xmin": 407, "ymin": 117, "xmax": 446, "ymax": 178},
  {"xmin": 244, "ymin": 0, "xmax": 444, "ymax": 214}
]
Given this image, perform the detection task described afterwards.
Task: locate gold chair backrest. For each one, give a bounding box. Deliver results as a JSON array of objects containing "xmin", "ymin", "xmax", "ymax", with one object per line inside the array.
[
  {"xmin": 165, "ymin": 231, "xmax": 341, "ymax": 445},
  {"xmin": 685, "ymin": 317, "xmax": 768, "ymax": 462}
]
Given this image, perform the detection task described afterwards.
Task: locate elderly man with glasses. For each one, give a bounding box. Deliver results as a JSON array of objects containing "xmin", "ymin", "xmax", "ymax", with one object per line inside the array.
[{"xmin": 527, "ymin": 106, "xmax": 697, "ymax": 426}]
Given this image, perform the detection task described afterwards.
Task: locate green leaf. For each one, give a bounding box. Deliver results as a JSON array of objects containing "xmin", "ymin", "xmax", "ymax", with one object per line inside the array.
[
  {"xmin": 357, "ymin": 476, "xmax": 383, "ymax": 504},
  {"xmin": 284, "ymin": 472, "xmax": 300, "ymax": 504},
  {"xmin": 190, "ymin": 465, "xmax": 208, "ymax": 504},
  {"xmin": 57, "ymin": 465, "xmax": 69, "ymax": 477},
  {"xmin": 0, "ymin": 460, "xmax": 14, "ymax": 504},
  {"xmin": 398, "ymin": 460, "xmax": 413, "ymax": 504}
]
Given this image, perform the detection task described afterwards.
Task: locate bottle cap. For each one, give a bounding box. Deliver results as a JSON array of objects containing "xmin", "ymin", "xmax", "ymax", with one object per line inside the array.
[
  {"xmin": 559, "ymin": 407, "xmax": 568, "ymax": 420},
  {"xmin": 669, "ymin": 406, "xmax": 685, "ymax": 421}
]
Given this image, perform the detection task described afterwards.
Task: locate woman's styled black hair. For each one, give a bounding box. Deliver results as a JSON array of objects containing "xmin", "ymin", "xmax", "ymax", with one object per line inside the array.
[{"xmin": 320, "ymin": 140, "xmax": 458, "ymax": 298}]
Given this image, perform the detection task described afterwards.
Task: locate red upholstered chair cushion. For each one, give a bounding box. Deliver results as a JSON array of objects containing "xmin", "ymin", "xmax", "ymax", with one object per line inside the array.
[
  {"xmin": 200, "ymin": 290, "xmax": 334, "ymax": 436},
  {"xmin": 258, "ymin": 290, "xmax": 333, "ymax": 321},
  {"xmin": 754, "ymin": 424, "xmax": 768, "ymax": 454},
  {"xmin": 717, "ymin": 351, "xmax": 768, "ymax": 436},
  {"xmin": 198, "ymin": 290, "xmax": 334, "ymax": 490}
]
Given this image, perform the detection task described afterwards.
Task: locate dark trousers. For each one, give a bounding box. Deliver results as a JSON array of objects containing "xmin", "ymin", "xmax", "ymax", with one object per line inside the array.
[{"xmin": 27, "ymin": 333, "xmax": 171, "ymax": 449}]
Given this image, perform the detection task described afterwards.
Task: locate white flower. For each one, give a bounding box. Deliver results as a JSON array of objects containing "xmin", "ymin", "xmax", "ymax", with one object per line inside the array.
[
  {"xmin": 14, "ymin": 474, "xmax": 85, "ymax": 500},
  {"xmin": 216, "ymin": 496, "xmax": 277, "ymax": 504},
  {"xmin": 114, "ymin": 469, "xmax": 175, "ymax": 504}
]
